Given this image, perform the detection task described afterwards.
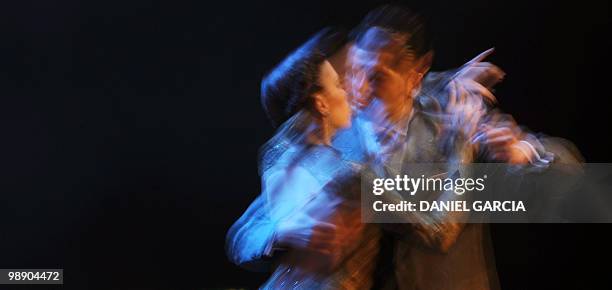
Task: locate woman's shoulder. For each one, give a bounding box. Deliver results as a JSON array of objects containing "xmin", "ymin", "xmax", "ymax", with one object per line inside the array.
[{"xmin": 263, "ymin": 145, "xmax": 321, "ymax": 189}]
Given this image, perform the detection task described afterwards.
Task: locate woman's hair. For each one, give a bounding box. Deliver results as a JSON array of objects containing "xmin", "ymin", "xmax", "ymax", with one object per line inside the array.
[
  {"xmin": 261, "ymin": 27, "xmax": 347, "ymax": 128},
  {"xmin": 258, "ymin": 27, "xmax": 347, "ymax": 175}
]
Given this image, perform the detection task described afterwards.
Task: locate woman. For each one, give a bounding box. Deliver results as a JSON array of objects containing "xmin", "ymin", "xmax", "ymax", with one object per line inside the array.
[{"xmin": 227, "ymin": 28, "xmax": 381, "ymax": 289}]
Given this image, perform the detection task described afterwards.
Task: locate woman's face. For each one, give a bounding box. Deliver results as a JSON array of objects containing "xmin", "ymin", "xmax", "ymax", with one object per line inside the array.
[{"xmin": 317, "ymin": 60, "xmax": 352, "ymax": 130}]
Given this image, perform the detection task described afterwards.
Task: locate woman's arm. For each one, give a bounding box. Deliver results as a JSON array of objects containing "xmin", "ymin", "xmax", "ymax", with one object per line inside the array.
[
  {"xmin": 225, "ymin": 195, "xmax": 278, "ymax": 272},
  {"xmin": 225, "ymin": 166, "xmax": 339, "ymax": 271},
  {"xmin": 266, "ymin": 167, "xmax": 339, "ymax": 255}
]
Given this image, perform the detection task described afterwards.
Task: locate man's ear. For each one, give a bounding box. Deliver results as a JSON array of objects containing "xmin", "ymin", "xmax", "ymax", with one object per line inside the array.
[
  {"xmin": 313, "ymin": 93, "xmax": 329, "ymax": 116},
  {"xmin": 416, "ymin": 50, "xmax": 434, "ymax": 74}
]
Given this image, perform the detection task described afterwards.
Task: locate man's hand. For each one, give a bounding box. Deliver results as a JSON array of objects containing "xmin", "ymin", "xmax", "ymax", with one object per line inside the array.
[
  {"xmin": 455, "ymin": 48, "xmax": 505, "ymax": 91},
  {"xmin": 457, "ymin": 62, "xmax": 505, "ymax": 90},
  {"xmin": 476, "ymin": 124, "xmax": 531, "ymax": 164}
]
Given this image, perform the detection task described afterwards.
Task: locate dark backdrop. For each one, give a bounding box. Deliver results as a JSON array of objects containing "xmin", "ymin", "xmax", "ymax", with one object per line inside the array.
[{"xmin": 0, "ymin": 0, "xmax": 610, "ymax": 289}]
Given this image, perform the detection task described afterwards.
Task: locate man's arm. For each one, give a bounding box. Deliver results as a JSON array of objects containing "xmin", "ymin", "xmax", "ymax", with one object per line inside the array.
[{"xmin": 363, "ymin": 162, "xmax": 470, "ymax": 253}]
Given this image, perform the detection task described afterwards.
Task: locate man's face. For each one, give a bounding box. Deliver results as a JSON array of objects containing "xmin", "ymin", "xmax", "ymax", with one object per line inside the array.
[{"xmin": 347, "ymin": 28, "xmax": 426, "ymax": 123}]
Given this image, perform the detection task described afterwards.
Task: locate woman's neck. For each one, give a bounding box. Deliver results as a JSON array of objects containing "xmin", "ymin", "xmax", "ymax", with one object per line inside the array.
[{"xmin": 307, "ymin": 121, "xmax": 335, "ymax": 146}]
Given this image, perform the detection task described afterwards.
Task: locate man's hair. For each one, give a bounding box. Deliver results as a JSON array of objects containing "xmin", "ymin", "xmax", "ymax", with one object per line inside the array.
[
  {"xmin": 352, "ymin": 4, "xmax": 431, "ymax": 58},
  {"xmin": 261, "ymin": 27, "xmax": 347, "ymax": 128}
]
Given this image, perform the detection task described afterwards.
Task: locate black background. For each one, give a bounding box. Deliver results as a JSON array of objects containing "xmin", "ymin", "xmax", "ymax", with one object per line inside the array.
[{"xmin": 0, "ymin": 0, "xmax": 610, "ymax": 289}]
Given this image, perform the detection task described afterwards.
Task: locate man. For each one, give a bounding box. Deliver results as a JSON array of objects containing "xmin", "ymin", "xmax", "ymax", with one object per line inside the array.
[{"xmin": 336, "ymin": 5, "xmax": 582, "ymax": 290}]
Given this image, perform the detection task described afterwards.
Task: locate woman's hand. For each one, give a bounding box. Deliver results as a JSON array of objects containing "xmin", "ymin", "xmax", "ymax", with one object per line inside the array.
[{"xmin": 275, "ymin": 211, "xmax": 338, "ymax": 255}]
